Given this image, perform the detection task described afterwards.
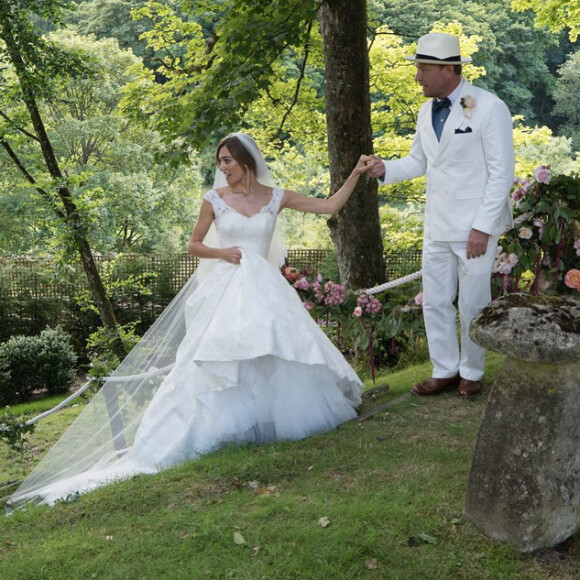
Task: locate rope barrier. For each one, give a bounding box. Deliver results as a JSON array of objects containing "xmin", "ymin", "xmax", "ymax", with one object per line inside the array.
[
  {"xmin": 364, "ymin": 270, "xmax": 422, "ymax": 295},
  {"xmin": 3, "ymin": 270, "xmax": 423, "ymax": 430},
  {"xmin": 0, "ymin": 364, "xmax": 176, "ymax": 431}
]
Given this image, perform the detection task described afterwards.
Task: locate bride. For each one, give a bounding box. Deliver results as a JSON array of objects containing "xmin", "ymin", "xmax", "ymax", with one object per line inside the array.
[{"xmin": 9, "ymin": 133, "xmax": 372, "ymax": 507}]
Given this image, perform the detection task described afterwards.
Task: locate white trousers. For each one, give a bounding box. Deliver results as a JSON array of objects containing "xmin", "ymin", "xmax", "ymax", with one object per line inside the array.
[{"xmin": 421, "ymin": 235, "xmax": 498, "ymax": 381}]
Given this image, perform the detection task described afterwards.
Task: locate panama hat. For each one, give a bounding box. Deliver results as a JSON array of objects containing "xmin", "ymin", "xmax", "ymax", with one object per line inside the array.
[{"xmin": 405, "ymin": 33, "xmax": 472, "ymax": 65}]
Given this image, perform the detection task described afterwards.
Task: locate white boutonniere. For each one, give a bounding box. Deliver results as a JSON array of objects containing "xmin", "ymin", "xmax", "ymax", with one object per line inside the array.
[{"xmin": 460, "ymin": 95, "xmax": 476, "ymax": 118}]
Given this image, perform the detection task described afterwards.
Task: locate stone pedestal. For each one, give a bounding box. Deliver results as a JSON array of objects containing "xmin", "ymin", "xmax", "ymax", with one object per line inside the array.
[{"xmin": 464, "ymin": 294, "xmax": 580, "ymax": 553}]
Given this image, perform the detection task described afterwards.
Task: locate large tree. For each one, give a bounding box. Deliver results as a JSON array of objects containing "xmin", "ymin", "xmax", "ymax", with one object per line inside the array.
[{"xmin": 0, "ymin": 0, "xmax": 124, "ymax": 353}]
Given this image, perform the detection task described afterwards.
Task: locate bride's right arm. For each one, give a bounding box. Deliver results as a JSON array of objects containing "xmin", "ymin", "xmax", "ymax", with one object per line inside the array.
[{"xmin": 187, "ymin": 201, "xmax": 242, "ymax": 264}]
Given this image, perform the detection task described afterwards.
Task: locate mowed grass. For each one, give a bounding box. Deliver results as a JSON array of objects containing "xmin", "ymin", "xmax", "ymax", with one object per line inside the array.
[{"xmin": 1, "ymin": 352, "xmax": 579, "ymax": 579}]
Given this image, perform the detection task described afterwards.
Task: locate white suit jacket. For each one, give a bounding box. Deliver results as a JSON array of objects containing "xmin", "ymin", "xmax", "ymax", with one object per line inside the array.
[{"xmin": 381, "ymin": 81, "xmax": 515, "ymax": 242}]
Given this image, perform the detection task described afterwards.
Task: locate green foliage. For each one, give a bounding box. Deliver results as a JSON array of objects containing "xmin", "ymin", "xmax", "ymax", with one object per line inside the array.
[
  {"xmin": 86, "ymin": 323, "xmax": 140, "ymax": 380},
  {"xmin": 121, "ymin": 0, "xmax": 318, "ymax": 156},
  {"xmin": 554, "ymin": 50, "xmax": 580, "ymax": 151},
  {"xmin": 512, "ymin": 0, "xmax": 580, "ymax": 41},
  {"xmin": 0, "ymin": 1, "xmax": 88, "ymax": 100},
  {"xmin": 36, "ymin": 327, "xmax": 78, "ymax": 395},
  {"xmin": 513, "ymin": 121, "xmax": 580, "ymax": 177},
  {"xmin": 0, "ymin": 28, "xmax": 203, "ymax": 257},
  {"xmin": 379, "ymin": 203, "xmax": 424, "ymax": 252},
  {"xmin": 0, "ymin": 407, "xmax": 36, "ymax": 452},
  {"xmin": 0, "ymin": 326, "xmax": 77, "ymax": 406}
]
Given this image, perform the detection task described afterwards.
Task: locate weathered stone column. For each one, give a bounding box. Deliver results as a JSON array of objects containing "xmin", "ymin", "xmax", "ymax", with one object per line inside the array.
[{"xmin": 464, "ymin": 293, "xmax": 580, "ymax": 553}]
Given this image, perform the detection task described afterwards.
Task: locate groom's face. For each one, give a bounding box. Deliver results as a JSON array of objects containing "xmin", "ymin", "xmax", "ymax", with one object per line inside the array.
[{"xmin": 415, "ymin": 64, "xmax": 457, "ymax": 99}]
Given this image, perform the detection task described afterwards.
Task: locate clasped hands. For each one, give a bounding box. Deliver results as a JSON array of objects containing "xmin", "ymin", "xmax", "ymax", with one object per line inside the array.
[{"xmin": 355, "ymin": 154, "xmax": 385, "ymax": 178}]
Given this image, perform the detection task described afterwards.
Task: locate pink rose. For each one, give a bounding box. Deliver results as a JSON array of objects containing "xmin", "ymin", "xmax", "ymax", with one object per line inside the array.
[
  {"xmin": 414, "ymin": 291, "xmax": 424, "ymax": 306},
  {"xmin": 564, "ymin": 269, "xmax": 580, "ymax": 290},
  {"xmin": 284, "ymin": 267, "xmax": 301, "ymax": 282},
  {"xmin": 304, "ymin": 300, "xmax": 314, "ymax": 310},
  {"xmin": 533, "ymin": 164, "xmax": 551, "ymax": 184},
  {"xmin": 518, "ymin": 227, "xmax": 533, "ymax": 240},
  {"xmin": 499, "ymin": 262, "xmax": 513, "ymax": 275},
  {"xmin": 353, "ymin": 306, "xmax": 363, "ymax": 317}
]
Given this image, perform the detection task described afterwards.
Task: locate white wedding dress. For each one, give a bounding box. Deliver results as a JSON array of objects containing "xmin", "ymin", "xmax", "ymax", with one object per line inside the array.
[{"xmin": 9, "ymin": 187, "xmax": 361, "ymax": 507}]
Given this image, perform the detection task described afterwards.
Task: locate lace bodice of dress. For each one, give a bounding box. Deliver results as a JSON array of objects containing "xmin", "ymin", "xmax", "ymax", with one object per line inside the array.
[{"xmin": 204, "ymin": 188, "xmax": 284, "ymax": 258}]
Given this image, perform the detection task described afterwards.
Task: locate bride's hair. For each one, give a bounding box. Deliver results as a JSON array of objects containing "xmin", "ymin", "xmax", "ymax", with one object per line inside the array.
[{"xmin": 215, "ymin": 134, "xmax": 257, "ymax": 175}]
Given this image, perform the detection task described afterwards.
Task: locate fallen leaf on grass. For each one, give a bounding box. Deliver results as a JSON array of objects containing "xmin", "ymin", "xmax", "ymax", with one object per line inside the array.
[
  {"xmin": 253, "ymin": 485, "xmax": 279, "ymax": 496},
  {"xmin": 365, "ymin": 558, "xmax": 379, "ymax": 570},
  {"xmin": 252, "ymin": 545, "xmax": 259, "ymax": 556},
  {"xmin": 419, "ymin": 533, "xmax": 437, "ymax": 545},
  {"xmin": 318, "ymin": 516, "xmax": 330, "ymax": 528},
  {"xmin": 233, "ymin": 532, "xmax": 246, "ymax": 545}
]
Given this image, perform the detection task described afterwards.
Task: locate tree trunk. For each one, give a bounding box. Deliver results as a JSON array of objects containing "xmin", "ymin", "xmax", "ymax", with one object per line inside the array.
[
  {"xmin": 0, "ymin": 10, "xmax": 125, "ymax": 357},
  {"xmin": 319, "ymin": 0, "xmax": 386, "ymax": 289}
]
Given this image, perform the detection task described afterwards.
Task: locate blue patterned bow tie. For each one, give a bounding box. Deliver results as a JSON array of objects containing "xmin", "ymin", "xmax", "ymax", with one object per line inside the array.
[{"xmin": 432, "ymin": 97, "xmax": 451, "ymax": 113}]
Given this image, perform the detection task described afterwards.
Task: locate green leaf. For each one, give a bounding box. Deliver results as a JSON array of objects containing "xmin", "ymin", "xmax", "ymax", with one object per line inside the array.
[{"xmin": 418, "ymin": 533, "xmax": 437, "ymax": 545}]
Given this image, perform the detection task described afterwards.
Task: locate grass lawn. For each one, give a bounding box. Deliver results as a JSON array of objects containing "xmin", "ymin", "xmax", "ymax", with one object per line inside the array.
[{"xmin": 1, "ymin": 352, "xmax": 579, "ymax": 579}]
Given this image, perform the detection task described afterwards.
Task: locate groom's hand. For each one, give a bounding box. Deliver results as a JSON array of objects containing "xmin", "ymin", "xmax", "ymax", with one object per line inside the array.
[
  {"xmin": 366, "ymin": 155, "xmax": 386, "ymax": 179},
  {"xmin": 466, "ymin": 229, "xmax": 489, "ymax": 259}
]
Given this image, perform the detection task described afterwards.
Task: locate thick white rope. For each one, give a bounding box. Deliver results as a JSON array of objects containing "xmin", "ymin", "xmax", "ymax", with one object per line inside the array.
[
  {"xmin": 3, "ymin": 270, "xmax": 423, "ymax": 430},
  {"xmin": 364, "ymin": 270, "xmax": 422, "ymax": 295}
]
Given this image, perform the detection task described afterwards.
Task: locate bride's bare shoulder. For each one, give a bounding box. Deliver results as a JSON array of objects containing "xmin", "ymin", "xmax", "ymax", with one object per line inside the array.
[{"xmin": 213, "ymin": 186, "xmax": 231, "ymax": 197}]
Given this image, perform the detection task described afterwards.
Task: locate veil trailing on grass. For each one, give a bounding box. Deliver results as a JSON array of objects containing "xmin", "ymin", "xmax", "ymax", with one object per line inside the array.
[{"xmin": 8, "ymin": 132, "xmax": 287, "ymax": 508}]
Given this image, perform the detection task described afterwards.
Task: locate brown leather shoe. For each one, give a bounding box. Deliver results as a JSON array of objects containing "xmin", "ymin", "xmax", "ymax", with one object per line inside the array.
[
  {"xmin": 458, "ymin": 378, "xmax": 481, "ymax": 398},
  {"xmin": 411, "ymin": 374, "xmax": 460, "ymax": 396}
]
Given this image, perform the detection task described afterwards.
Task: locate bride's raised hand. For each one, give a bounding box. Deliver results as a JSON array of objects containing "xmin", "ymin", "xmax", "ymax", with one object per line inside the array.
[{"xmin": 353, "ymin": 154, "xmax": 374, "ymax": 176}]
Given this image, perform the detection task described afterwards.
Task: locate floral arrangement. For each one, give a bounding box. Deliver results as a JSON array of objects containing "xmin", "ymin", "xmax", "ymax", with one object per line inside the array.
[
  {"xmin": 493, "ymin": 164, "xmax": 580, "ymax": 296},
  {"xmin": 283, "ymin": 267, "xmax": 424, "ymax": 380}
]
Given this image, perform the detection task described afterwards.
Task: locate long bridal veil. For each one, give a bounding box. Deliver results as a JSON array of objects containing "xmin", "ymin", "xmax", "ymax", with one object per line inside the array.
[{"xmin": 8, "ymin": 132, "xmax": 286, "ymax": 508}]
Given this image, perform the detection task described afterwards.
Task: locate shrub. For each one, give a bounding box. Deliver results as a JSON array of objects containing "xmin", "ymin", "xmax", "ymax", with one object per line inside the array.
[
  {"xmin": 0, "ymin": 326, "xmax": 77, "ymax": 405},
  {"xmin": 0, "ymin": 335, "xmax": 39, "ymax": 405},
  {"xmin": 37, "ymin": 327, "xmax": 78, "ymax": 395}
]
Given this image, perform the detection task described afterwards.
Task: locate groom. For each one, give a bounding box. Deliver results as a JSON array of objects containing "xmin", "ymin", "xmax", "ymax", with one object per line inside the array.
[{"xmin": 368, "ymin": 32, "xmax": 514, "ymax": 398}]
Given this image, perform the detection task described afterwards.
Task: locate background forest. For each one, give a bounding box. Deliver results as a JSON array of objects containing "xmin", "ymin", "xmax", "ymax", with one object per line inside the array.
[{"xmin": 0, "ymin": 0, "xmax": 579, "ymax": 260}]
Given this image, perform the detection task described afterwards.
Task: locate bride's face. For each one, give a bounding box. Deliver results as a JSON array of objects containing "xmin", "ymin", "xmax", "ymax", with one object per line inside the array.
[{"xmin": 217, "ymin": 146, "xmax": 246, "ymax": 187}]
